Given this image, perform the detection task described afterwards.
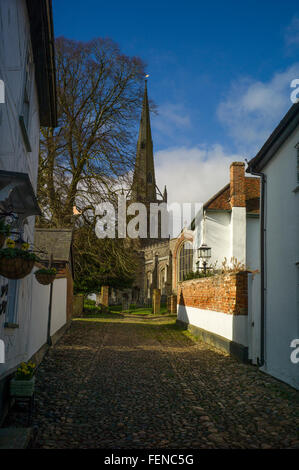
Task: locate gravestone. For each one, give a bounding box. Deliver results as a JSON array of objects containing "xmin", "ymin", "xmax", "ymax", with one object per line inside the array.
[
  {"xmin": 152, "ymin": 288, "xmax": 161, "ymax": 315},
  {"xmin": 122, "ymin": 294, "xmax": 130, "ymax": 312},
  {"xmin": 101, "ymin": 285, "xmax": 109, "ymax": 312}
]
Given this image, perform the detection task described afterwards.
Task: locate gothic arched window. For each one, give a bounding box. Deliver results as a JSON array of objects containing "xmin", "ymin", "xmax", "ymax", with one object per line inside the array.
[
  {"xmin": 178, "ymin": 241, "xmax": 193, "ymax": 281},
  {"xmin": 147, "ymin": 172, "xmax": 153, "ymax": 183}
]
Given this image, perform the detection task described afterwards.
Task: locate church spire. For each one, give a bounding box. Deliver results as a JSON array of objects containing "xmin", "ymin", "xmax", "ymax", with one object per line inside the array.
[{"xmin": 131, "ymin": 80, "xmax": 157, "ymax": 202}]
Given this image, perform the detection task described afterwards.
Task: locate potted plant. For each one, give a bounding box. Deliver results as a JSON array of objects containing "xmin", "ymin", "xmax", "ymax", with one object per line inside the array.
[
  {"xmin": 0, "ymin": 219, "xmax": 10, "ymax": 249},
  {"xmin": 10, "ymin": 361, "xmax": 36, "ymax": 397},
  {"xmin": 35, "ymin": 267, "xmax": 57, "ymax": 285},
  {"xmin": 0, "ymin": 239, "xmax": 39, "ymax": 279}
]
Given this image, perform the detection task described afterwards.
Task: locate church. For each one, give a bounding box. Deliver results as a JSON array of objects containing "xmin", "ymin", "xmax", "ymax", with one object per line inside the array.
[
  {"xmin": 125, "ymin": 80, "xmax": 172, "ymax": 306},
  {"xmin": 110, "ymin": 80, "xmax": 196, "ymax": 308}
]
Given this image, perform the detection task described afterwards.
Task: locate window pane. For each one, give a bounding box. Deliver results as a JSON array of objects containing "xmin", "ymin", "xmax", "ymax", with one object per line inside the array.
[
  {"xmin": 6, "ymin": 280, "xmax": 18, "ymax": 324},
  {"xmin": 179, "ymin": 242, "xmax": 193, "ymax": 281}
]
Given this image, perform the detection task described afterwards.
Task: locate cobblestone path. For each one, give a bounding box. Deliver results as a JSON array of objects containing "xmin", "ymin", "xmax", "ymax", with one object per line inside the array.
[{"xmin": 6, "ymin": 315, "xmax": 299, "ymax": 448}]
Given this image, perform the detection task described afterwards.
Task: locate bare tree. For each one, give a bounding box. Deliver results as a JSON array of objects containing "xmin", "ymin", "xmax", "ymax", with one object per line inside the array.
[{"xmin": 38, "ymin": 37, "xmax": 147, "ymax": 227}]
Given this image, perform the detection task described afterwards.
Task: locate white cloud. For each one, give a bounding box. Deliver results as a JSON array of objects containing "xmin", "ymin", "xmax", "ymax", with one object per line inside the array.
[
  {"xmin": 152, "ymin": 102, "xmax": 191, "ymax": 138},
  {"xmin": 155, "ymin": 145, "xmax": 242, "ymax": 205},
  {"xmin": 217, "ymin": 64, "xmax": 299, "ymax": 155}
]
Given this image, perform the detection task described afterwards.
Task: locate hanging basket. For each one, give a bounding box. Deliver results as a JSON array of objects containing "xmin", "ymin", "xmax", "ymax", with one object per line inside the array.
[
  {"xmin": 35, "ymin": 271, "xmax": 56, "ymax": 285},
  {"xmin": 0, "ymin": 257, "xmax": 35, "ymax": 279}
]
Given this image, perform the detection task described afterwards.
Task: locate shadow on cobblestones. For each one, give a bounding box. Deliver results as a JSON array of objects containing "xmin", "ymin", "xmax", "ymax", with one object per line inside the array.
[{"xmin": 4, "ymin": 317, "xmax": 299, "ymax": 449}]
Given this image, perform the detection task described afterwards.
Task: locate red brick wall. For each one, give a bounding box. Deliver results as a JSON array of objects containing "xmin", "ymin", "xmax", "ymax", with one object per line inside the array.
[{"xmin": 178, "ymin": 272, "xmax": 248, "ymax": 315}]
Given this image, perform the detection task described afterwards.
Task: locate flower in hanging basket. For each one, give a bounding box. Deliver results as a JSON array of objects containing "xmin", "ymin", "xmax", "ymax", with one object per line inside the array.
[
  {"xmin": 5, "ymin": 238, "xmax": 15, "ymax": 249},
  {"xmin": 0, "ymin": 247, "xmax": 39, "ymax": 279},
  {"xmin": 35, "ymin": 267, "xmax": 57, "ymax": 285},
  {"xmin": 21, "ymin": 242, "xmax": 30, "ymax": 251},
  {"xmin": 15, "ymin": 361, "xmax": 36, "ymax": 380}
]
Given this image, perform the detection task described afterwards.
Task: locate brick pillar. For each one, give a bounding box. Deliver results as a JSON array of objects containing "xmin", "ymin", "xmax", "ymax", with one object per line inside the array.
[
  {"xmin": 152, "ymin": 288, "xmax": 161, "ymax": 315},
  {"xmin": 101, "ymin": 285, "xmax": 109, "ymax": 311},
  {"xmin": 230, "ymin": 162, "xmax": 246, "ymax": 208},
  {"xmin": 230, "ymin": 162, "xmax": 246, "ymax": 265}
]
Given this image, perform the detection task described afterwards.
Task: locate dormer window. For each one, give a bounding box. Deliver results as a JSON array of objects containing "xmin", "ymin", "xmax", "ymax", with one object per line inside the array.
[{"xmin": 141, "ymin": 142, "xmax": 145, "ymax": 149}]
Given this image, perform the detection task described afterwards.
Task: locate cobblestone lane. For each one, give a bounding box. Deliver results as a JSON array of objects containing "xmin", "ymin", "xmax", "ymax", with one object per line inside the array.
[{"xmin": 6, "ymin": 316, "xmax": 299, "ymax": 449}]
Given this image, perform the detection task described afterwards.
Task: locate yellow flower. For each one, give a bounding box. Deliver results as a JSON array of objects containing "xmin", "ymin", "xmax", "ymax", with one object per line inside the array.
[
  {"xmin": 6, "ymin": 238, "xmax": 15, "ymax": 248},
  {"xmin": 21, "ymin": 243, "xmax": 30, "ymax": 251}
]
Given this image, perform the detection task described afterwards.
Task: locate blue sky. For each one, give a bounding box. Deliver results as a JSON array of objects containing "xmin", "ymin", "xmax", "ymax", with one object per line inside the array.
[{"xmin": 53, "ymin": 0, "xmax": 299, "ymax": 202}]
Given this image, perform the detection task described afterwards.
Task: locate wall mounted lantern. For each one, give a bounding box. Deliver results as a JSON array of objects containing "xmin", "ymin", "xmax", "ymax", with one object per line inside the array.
[{"xmin": 197, "ymin": 243, "xmax": 211, "ymax": 274}]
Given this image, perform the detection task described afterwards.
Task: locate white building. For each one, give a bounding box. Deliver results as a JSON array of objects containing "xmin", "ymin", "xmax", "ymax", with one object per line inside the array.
[
  {"xmin": 175, "ymin": 162, "xmax": 261, "ymax": 363},
  {"xmin": 193, "ymin": 162, "xmax": 260, "ymax": 272},
  {"xmin": 0, "ymin": 0, "xmax": 57, "ymax": 421},
  {"xmin": 28, "ymin": 229, "xmax": 74, "ymax": 363},
  {"xmin": 247, "ymin": 103, "xmax": 299, "ymax": 390}
]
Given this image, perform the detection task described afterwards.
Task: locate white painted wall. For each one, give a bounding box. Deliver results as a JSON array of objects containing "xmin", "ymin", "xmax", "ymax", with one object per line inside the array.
[
  {"xmin": 246, "ymin": 217, "xmax": 260, "ymax": 271},
  {"xmin": 193, "ymin": 210, "xmax": 231, "ymax": 270},
  {"xmin": 246, "ymin": 217, "xmax": 261, "ymax": 364},
  {"xmin": 231, "ymin": 207, "xmax": 246, "ymax": 265},
  {"xmin": 262, "ymin": 127, "xmax": 299, "ymax": 390},
  {"xmin": 27, "ymin": 271, "xmax": 50, "ymax": 359},
  {"xmin": 51, "ymin": 279, "xmax": 67, "ymax": 337},
  {"xmin": 22, "ymin": 273, "xmax": 68, "ymax": 361},
  {"xmin": 187, "ymin": 196, "xmax": 261, "ymax": 359},
  {"xmin": 0, "ymin": 0, "xmax": 41, "ymax": 378},
  {"xmin": 248, "ymin": 272, "xmax": 261, "ymax": 364},
  {"xmin": 177, "ymin": 304, "xmax": 248, "ymax": 346},
  {"xmin": 194, "ymin": 208, "xmax": 258, "ymax": 272}
]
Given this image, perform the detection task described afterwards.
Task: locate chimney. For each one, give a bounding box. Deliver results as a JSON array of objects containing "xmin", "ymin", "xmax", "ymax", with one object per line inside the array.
[{"xmin": 230, "ymin": 162, "xmax": 246, "ymax": 208}]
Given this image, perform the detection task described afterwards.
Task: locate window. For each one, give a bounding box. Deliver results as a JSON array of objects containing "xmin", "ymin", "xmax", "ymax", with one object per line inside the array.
[
  {"xmin": 159, "ymin": 267, "xmax": 166, "ymax": 293},
  {"xmin": 146, "ymin": 272, "xmax": 152, "ymax": 299},
  {"xmin": 147, "ymin": 172, "xmax": 153, "ymax": 183},
  {"xmin": 178, "ymin": 241, "xmax": 193, "ymax": 281},
  {"xmin": 296, "ymin": 143, "xmax": 299, "ymax": 185},
  {"xmin": 5, "ymin": 280, "xmax": 19, "ymax": 326}
]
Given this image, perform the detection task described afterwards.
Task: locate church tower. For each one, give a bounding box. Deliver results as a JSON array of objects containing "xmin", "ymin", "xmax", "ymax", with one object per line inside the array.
[
  {"xmin": 125, "ymin": 80, "xmax": 171, "ymax": 307},
  {"xmin": 131, "ymin": 80, "xmax": 166, "ymax": 204}
]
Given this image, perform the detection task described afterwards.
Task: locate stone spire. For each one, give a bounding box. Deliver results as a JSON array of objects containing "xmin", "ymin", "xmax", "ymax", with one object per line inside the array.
[
  {"xmin": 163, "ymin": 185, "xmax": 167, "ymax": 203},
  {"xmin": 131, "ymin": 80, "xmax": 157, "ymax": 203}
]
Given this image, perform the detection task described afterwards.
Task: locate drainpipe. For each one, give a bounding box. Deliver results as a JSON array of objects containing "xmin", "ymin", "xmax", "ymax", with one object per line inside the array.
[
  {"xmin": 246, "ymin": 166, "xmax": 266, "ymax": 367},
  {"xmin": 47, "ymin": 282, "xmax": 53, "ymax": 346},
  {"xmin": 46, "ymin": 255, "xmax": 54, "ymax": 347}
]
